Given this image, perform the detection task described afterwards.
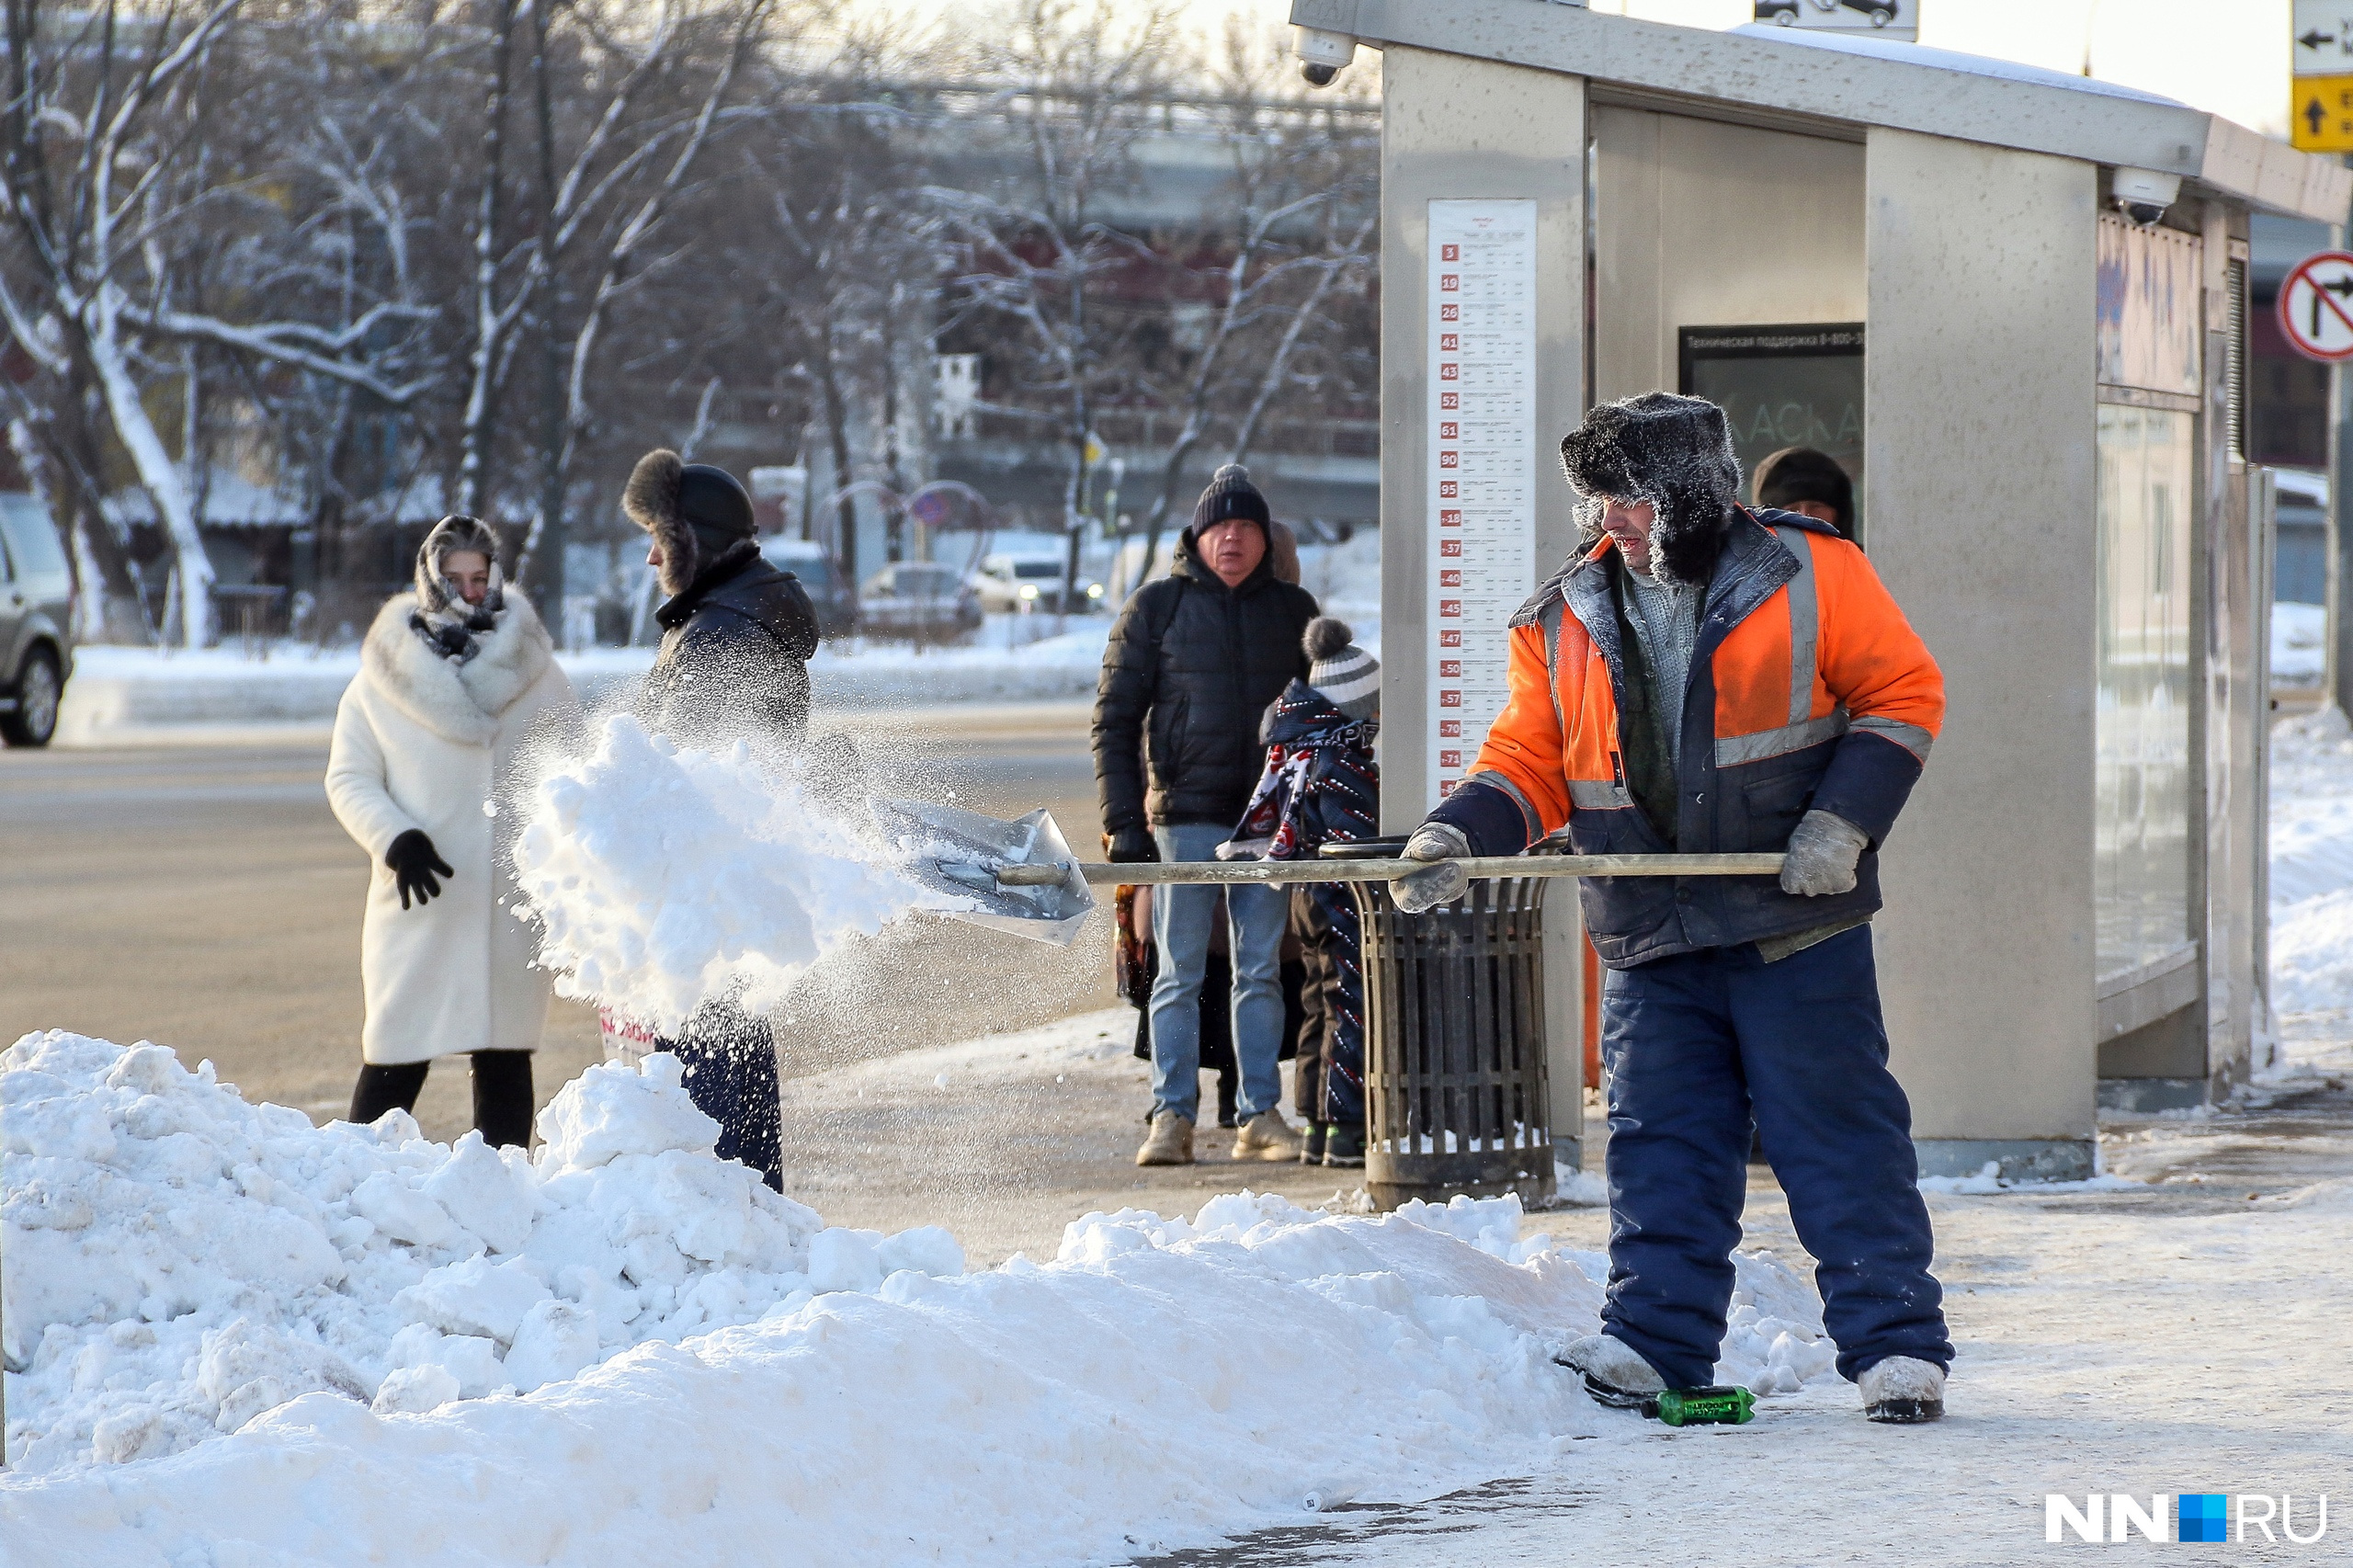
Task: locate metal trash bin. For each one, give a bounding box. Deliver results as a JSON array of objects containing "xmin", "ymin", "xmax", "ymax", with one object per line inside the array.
[{"xmin": 1324, "ymin": 842, "xmax": 1555, "ymax": 1210}]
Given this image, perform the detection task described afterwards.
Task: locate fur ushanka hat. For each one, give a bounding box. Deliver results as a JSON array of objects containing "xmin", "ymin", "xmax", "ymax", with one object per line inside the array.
[
  {"xmin": 1559, "ymin": 392, "xmax": 1743, "ymax": 589},
  {"xmin": 622, "ymin": 449, "xmax": 758, "ymax": 595}
]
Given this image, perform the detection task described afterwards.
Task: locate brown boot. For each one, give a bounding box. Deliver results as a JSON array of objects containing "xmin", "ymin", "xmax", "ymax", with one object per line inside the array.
[
  {"xmin": 1232, "ymin": 1109, "xmax": 1303, "ymax": 1162},
  {"xmin": 1136, "ymin": 1111, "xmax": 1196, "ymax": 1166}
]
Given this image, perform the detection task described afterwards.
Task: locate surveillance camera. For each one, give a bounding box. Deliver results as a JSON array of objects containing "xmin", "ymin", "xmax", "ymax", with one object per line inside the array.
[
  {"xmin": 1292, "ymin": 25, "xmax": 1356, "ymax": 89},
  {"xmin": 2110, "ymin": 167, "xmax": 2180, "ymax": 228}
]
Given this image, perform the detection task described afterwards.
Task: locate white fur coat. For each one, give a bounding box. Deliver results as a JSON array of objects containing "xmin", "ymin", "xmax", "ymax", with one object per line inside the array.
[{"xmin": 325, "ymin": 591, "xmax": 575, "ymax": 1065}]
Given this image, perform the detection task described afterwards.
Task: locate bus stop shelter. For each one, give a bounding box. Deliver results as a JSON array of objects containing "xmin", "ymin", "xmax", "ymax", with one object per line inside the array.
[{"xmin": 1293, "ymin": 0, "xmax": 2353, "ymax": 1177}]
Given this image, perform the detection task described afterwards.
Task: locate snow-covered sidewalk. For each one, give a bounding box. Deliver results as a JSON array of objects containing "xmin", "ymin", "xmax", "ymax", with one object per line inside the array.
[{"xmin": 53, "ymin": 619, "xmax": 1115, "ymax": 744}]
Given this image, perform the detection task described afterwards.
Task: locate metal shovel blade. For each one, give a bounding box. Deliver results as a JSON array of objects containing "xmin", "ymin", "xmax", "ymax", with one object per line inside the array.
[{"xmin": 870, "ymin": 796, "xmax": 1097, "ymax": 947}]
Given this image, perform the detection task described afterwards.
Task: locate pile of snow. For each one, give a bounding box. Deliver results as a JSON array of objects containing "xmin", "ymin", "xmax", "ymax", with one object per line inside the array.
[
  {"xmin": 0, "ymin": 1031, "xmax": 961, "ymax": 1473},
  {"xmin": 2267, "ymin": 709, "xmax": 2353, "ymax": 1018},
  {"xmin": 511, "ymin": 714, "xmax": 933, "ymax": 1032},
  {"xmin": 2, "ymin": 1031, "xmax": 1835, "ymax": 1563},
  {"xmin": 2272, "ymin": 602, "xmax": 2326, "ymax": 688}
]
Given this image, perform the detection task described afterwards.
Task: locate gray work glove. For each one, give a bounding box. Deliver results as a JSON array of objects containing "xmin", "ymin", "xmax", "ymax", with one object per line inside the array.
[
  {"xmin": 1393, "ymin": 822, "xmax": 1472, "ymax": 915},
  {"xmin": 1779, "ymin": 809, "xmax": 1869, "ymax": 896}
]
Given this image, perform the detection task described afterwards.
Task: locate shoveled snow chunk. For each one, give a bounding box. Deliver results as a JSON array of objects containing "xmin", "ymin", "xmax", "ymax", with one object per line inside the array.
[
  {"xmin": 422, "ymin": 1131, "xmax": 538, "ymax": 1253},
  {"xmin": 397, "ymin": 1255, "xmax": 552, "ymax": 1346},
  {"xmin": 534, "ymin": 1052, "xmax": 719, "ymax": 1173},
  {"xmin": 504, "ymin": 1300, "xmax": 602, "ymax": 1392}
]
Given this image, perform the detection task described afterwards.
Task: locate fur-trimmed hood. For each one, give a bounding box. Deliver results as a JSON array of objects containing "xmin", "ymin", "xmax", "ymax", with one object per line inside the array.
[
  {"xmin": 360, "ymin": 588, "xmax": 555, "ymax": 745},
  {"xmin": 1560, "ymin": 392, "xmax": 1744, "ymax": 590}
]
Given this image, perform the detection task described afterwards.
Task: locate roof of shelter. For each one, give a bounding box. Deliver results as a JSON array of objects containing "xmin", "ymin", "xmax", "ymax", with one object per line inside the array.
[{"xmin": 1296, "ymin": 0, "xmax": 2350, "ymax": 223}]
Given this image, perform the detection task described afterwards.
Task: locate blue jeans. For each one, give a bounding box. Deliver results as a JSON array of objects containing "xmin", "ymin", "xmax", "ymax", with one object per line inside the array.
[
  {"xmin": 1598, "ymin": 926, "xmax": 1950, "ymax": 1387},
  {"xmin": 1148, "ymin": 823, "xmax": 1287, "ymax": 1123}
]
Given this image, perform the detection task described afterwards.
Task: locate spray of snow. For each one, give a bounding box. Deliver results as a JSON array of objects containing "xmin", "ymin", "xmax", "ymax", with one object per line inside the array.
[
  {"xmin": 0, "ymin": 1030, "xmax": 961, "ymax": 1473},
  {"xmin": 1, "ymin": 1030, "xmax": 1836, "ymax": 1562},
  {"xmin": 510, "ymin": 714, "xmax": 929, "ymax": 1033}
]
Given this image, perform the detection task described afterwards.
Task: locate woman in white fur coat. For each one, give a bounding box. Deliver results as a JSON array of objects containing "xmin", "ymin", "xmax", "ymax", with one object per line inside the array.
[{"xmin": 325, "ymin": 516, "xmax": 576, "ymax": 1144}]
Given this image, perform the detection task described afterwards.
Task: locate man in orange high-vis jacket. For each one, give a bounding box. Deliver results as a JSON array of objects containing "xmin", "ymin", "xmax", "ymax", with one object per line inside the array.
[{"xmin": 1400, "ymin": 392, "xmax": 1952, "ymax": 1425}]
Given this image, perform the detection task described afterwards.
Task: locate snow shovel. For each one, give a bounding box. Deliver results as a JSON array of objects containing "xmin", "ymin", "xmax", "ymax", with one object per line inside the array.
[
  {"xmin": 880, "ymin": 800, "xmax": 1781, "ymax": 932},
  {"xmin": 871, "ymin": 796, "xmax": 1097, "ymax": 946}
]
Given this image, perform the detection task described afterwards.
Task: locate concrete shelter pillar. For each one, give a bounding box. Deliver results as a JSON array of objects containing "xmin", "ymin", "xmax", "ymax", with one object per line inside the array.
[{"xmin": 1862, "ymin": 128, "xmax": 2100, "ymax": 1180}]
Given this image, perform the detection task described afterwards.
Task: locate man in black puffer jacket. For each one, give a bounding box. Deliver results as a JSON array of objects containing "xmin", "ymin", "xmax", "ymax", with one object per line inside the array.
[
  {"xmin": 1095, "ymin": 463, "xmax": 1319, "ymax": 1167},
  {"xmin": 618, "ymin": 448, "xmax": 825, "ymax": 1191}
]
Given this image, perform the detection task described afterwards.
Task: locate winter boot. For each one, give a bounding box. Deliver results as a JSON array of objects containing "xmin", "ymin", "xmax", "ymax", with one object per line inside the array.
[
  {"xmin": 1136, "ymin": 1112, "xmax": 1196, "ymax": 1167},
  {"xmin": 1322, "ymin": 1123, "xmax": 1367, "ymax": 1168},
  {"xmin": 1215, "ymin": 1070, "xmax": 1240, "ymax": 1130},
  {"xmin": 1232, "ymin": 1109, "xmax": 1304, "ymax": 1162},
  {"xmin": 1556, "ymin": 1334, "xmax": 1666, "ymax": 1410},
  {"xmin": 1859, "ymin": 1357, "xmax": 1946, "ymax": 1424},
  {"xmin": 1300, "ymin": 1122, "xmax": 1327, "ymax": 1164}
]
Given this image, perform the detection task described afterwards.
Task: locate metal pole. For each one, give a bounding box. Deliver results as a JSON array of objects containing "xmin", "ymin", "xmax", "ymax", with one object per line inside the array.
[{"xmin": 992, "ymin": 852, "xmax": 1786, "ymax": 888}]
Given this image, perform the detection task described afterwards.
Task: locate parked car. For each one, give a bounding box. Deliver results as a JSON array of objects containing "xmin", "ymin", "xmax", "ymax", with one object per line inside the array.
[
  {"xmin": 972, "ymin": 552, "xmax": 1106, "ymax": 615},
  {"xmin": 858, "ymin": 561, "xmax": 983, "ymax": 644},
  {"xmin": 759, "ymin": 535, "xmax": 859, "ymax": 639},
  {"xmin": 0, "ymin": 494, "xmax": 74, "ymax": 748}
]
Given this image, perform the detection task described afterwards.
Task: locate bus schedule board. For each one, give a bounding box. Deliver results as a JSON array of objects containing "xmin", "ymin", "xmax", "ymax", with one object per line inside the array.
[{"xmin": 1678, "ymin": 323, "xmax": 1865, "ymax": 543}]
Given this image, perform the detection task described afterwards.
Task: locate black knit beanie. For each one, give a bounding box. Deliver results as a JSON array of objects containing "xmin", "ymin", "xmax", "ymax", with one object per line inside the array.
[{"xmin": 1188, "ymin": 463, "xmax": 1270, "ymax": 540}]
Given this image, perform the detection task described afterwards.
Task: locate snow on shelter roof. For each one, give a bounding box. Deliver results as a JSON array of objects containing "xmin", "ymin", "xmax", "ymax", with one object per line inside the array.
[{"xmin": 1298, "ymin": 0, "xmax": 2351, "ymax": 223}]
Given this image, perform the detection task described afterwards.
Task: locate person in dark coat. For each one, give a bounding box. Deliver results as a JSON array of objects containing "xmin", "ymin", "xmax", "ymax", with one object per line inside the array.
[
  {"xmin": 1222, "ymin": 617, "xmax": 1381, "ymax": 1167},
  {"xmin": 628, "ymin": 447, "xmax": 821, "ymax": 746},
  {"xmin": 615, "ymin": 448, "xmax": 825, "ymax": 1191},
  {"xmin": 1752, "ymin": 445, "xmax": 1855, "ymax": 541},
  {"xmin": 1095, "ymin": 463, "xmax": 1319, "ymax": 1166}
]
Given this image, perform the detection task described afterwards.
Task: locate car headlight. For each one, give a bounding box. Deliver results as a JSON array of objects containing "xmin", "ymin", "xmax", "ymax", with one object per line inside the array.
[
  {"xmin": 1086, "ymin": 583, "xmax": 1104, "ymax": 599},
  {"xmin": 1018, "ymin": 584, "xmax": 1039, "ymax": 600}
]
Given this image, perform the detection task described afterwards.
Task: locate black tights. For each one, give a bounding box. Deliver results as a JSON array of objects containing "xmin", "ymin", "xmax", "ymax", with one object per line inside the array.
[{"xmin": 349, "ymin": 1051, "xmax": 534, "ymax": 1148}]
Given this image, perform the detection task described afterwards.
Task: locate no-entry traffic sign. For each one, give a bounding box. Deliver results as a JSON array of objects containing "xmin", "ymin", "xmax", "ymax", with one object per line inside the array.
[{"xmin": 2279, "ymin": 250, "xmax": 2353, "ymax": 362}]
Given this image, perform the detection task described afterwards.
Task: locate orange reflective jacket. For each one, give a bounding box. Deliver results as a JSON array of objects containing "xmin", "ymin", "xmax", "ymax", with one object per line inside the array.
[{"xmin": 1426, "ymin": 508, "xmax": 1943, "ymax": 967}]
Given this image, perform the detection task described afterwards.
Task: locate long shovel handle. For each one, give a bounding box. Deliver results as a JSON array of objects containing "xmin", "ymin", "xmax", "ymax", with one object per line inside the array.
[{"xmin": 994, "ymin": 853, "xmax": 1785, "ymax": 888}]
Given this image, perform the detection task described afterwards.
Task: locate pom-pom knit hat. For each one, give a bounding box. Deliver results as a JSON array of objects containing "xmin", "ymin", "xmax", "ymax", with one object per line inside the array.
[{"xmin": 1305, "ymin": 616, "xmax": 1380, "ymax": 722}]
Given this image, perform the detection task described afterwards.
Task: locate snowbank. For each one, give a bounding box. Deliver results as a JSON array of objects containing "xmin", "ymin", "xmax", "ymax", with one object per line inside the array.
[
  {"xmin": 2273, "ymin": 601, "xmax": 2325, "ymax": 688},
  {"xmin": 0, "ymin": 1031, "xmax": 961, "ymax": 1476},
  {"xmin": 55, "ymin": 619, "xmax": 1110, "ymax": 742},
  {"xmin": 510, "ymin": 715, "xmax": 935, "ymax": 1032},
  {"xmin": 2267, "ymin": 709, "xmax": 2353, "ymax": 1019},
  {"xmin": 1, "ymin": 1030, "xmax": 1833, "ymax": 1566}
]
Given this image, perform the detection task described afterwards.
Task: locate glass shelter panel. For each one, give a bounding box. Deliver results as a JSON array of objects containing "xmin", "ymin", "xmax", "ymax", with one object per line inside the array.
[{"xmin": 2095, "ymin": 404, "xmax": 2196, "ymax": 980}]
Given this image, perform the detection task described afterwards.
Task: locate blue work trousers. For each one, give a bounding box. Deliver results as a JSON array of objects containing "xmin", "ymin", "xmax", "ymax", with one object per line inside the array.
[
  {"xmin": 1148, "ymin": 823, "xmax": 1286, "ymax": 1123},
  {"xmin": 1598, "ymin": 926, "xmax": 1950, "ymax": 1387}
]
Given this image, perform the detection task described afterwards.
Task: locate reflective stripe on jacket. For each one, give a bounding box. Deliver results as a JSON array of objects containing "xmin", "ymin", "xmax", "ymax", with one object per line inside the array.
[{"xmin": 1427, "ymin": 507, "xmax": 1943, "ymax": 968}]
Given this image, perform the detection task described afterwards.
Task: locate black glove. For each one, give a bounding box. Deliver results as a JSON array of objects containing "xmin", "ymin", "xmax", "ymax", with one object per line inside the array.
[
  {"xmin": 1106, "ymin": 826, "xmax": 1160, "ymax": 865},
  {"xmin": 385, "ymin": 829, "xmax": 455, "ymax": 910}
]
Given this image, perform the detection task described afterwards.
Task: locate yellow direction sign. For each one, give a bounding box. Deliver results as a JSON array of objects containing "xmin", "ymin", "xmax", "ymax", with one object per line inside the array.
[{"xmin": 2294, "ymin": 74, "xmax": 2353, "ymax": 152}]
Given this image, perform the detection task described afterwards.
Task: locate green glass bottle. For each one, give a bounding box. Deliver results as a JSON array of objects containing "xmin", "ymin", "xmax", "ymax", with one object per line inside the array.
[{"xmin": 1642, "ymin": 1386, "xmax": 1756, "ymax": 1426}]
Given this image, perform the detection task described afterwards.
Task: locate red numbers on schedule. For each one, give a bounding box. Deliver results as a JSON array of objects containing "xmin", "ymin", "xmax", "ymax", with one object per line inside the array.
[
  {"xmin": 1439, "ymin": 599, "xmax": 1461, "ymax": 619},
  {"xmin": 1440, "ymin": 274, "xmax": 1460, "ymax": 291},
  {"xmin": 1439, "ymin": 750, "xmax": 1461, "ymax": 768},
  {"xmin": 1439, "ymin": 422, "xmax": 1458, "ymax": 439},
  {"xmin": 1441, "ymin": 244, "xmax": 1460, "ymax": 261},
  {"xmin": 1440, "ymin": 303, "xmax": 1460, "ymax": 322},
  {"xmin": 1439, "ymin": 660, "xmax": 1461, "ymax": 678},
  {"xmin": 1439, "ymin": 689, "xmax": 1463, "ymax": 708},
  {"xmin": 1439, "ymin": 631, "xmax": 1462, "ymax": 648},
  {"xmin": 1439, "ymin": 570, "xmax": 1461, "ymax": 588},
  {"xmin": 1440, "ymin": 509, "xmax": 1461, "ymax": 527},
  {"xmin": 1439, "ymin": 482, "xmax": 1458, "ymax": 498},
  {"xmin": 1440, "ymin": 540, "xmax": 1462, "ymax": 558},
  {"xmin": 1439, "ymin": 719, "xmax": 1462, "ymax": 737},
  {"xmin": 1440, "ymin": 392, "xmax": 1460, "ymax": 409}
]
